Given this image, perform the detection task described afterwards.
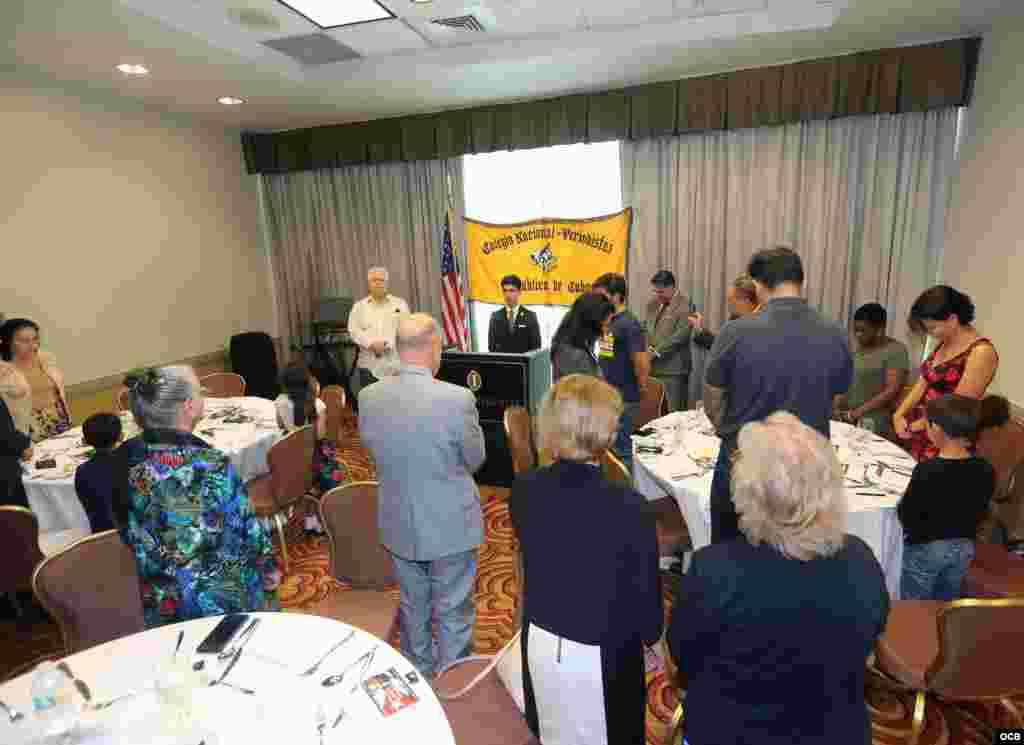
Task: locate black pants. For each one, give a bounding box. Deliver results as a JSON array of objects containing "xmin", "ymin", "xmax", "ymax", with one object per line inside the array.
[
  {"xmin": 353, "ymin": 368, "xmax": 378, "ymax": 414},
  {"xmin": 710, "ymin": 439, "xmax": 742, "ymax": 543}
]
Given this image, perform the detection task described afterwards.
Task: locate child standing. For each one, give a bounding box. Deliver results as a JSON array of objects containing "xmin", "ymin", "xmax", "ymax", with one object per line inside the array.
[
  {"xmin": 75, "ymin": 412, "xmax": 124, "ymax": 533},
  {"xmin": 898, "ymin": 394, "xmax": 996, "ymax": 600}
]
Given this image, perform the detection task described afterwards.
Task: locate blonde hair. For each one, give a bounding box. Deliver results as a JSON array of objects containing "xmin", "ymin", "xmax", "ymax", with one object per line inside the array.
[
  {"xmin": 731, "ymin": 412, "xmax": 846, "ymax": 561},
  {"xmin": 536, "ymin": 374, "xmax": 623, "ymax": 463}
]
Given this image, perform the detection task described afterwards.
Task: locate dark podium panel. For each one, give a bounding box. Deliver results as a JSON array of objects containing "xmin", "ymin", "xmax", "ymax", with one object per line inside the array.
[{"xmin": 438, "ymin": 348, "xmax": 551, "ymax": 487}]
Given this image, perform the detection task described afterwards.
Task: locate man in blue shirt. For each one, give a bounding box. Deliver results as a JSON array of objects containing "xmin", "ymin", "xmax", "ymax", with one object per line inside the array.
[
  {"xmin": 593, "ymin": 273, "xmax": 650, "ymax": 477},
  {"xmin": 703, "ymin": 247, "xmax": 853, "ymax": 542}
]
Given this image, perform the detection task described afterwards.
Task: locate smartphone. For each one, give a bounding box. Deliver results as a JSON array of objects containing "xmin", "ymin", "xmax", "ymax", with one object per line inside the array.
[
  {"xmin": 196, "ymin": 613, "xmax": 249, "ymax": 654},
  {"xmin": 635, "ymin": 427, "xmax": 657, "ymax": 437},
  {"xmin": 35, "ymin": 458, "xmax": 57, "ymax": 469}
]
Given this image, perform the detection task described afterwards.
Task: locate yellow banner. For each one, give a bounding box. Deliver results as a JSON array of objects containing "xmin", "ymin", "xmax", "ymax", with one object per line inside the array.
[{"xmin": 465, "ymin": 208, "xmax": 631, "ymax": 306}]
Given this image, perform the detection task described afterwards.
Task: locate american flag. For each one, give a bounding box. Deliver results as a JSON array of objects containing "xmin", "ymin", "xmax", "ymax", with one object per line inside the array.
[{"xmin": 440, "ymin": 213, "xmax": 469, "ymax": 351}]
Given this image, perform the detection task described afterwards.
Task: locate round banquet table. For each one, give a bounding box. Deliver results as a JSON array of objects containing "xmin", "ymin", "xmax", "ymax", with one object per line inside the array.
[
  {"xmin": 22, "ymin": 397, "xmax": 280, "ymax": 537},
  {"xmin": 0, "ymin": 612, "xmax": 456, "ymax": 745},
  {"xmin": 633, "ymin": 409, "xmax": 916, "ymax": 598}
]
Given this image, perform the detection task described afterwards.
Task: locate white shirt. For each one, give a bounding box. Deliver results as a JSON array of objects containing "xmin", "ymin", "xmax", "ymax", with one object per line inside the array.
[
  {"xmin": 348, "ymin": 294, "xmax": 410, "ymax": 378},
  {"xmin": 275, "ymin": 395, "xmax": 327, "ymax": 440}
]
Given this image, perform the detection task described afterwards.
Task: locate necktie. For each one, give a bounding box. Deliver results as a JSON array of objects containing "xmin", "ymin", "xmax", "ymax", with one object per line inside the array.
[{"xmin": 507, "ymin": 307, "xmax": 516, "ymax": 332}]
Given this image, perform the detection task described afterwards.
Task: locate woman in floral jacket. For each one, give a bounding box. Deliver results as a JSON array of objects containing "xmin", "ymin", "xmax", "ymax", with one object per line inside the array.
[{"xmin": 115, "ymin": 366, "xmax": 280, "ymax": 627}]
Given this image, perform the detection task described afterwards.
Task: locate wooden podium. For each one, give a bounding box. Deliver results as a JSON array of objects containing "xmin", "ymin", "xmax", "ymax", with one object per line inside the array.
[{"xmin": 438, "ymin": 348, "xmax": 551, "ymax": 487}]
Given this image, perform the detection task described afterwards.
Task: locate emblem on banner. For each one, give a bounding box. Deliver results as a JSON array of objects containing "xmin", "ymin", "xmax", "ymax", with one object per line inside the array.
[
  {"xmin": 529, "ymin": 243, "xmax": 559, "ymax": 274},
  {"xmin": 467, "ymin": 370, "xmax": 483, "ymax": 392}
]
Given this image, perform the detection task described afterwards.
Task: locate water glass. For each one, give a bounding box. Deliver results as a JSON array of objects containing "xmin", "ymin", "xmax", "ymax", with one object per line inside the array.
[
  {"xmin": 31, "ymin": 662, "xmax": 84, "ymax": 744},
  {"xmin": 155, "ymin": 655, "xmax": 201, "ymax": 734}
]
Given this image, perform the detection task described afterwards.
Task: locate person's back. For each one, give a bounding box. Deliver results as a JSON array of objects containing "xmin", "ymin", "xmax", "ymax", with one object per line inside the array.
[
  {"xmin": 710, "ymin": 298, "xmax": 851, "ymax": 441},
  {"xmin": 120, "ymin": 433, "xmax": 278, "ymax": 626},
  {"xmin": 359, "ymin": 367, "xmax": 485, "ymax": 561},
  {"xmin": 676, "ymin": 537, "xmax": 887, "ymax": 745},
  {"xmin": 75, "ymin": 452, "xmax": 120, "ymax": 533},
  {"xmin": 510, "ymin": 460, "xmax": 662, "ymax": 646}
]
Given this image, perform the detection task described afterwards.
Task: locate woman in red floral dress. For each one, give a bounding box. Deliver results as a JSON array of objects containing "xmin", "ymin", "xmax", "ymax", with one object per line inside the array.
[{"xmin": 893, "ymin": 286, "xmax": 999, "ymax": 462}]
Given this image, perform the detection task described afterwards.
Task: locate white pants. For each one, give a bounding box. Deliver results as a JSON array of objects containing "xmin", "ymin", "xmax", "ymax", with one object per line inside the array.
[{"xmin": 526, "ymin": 623, "xmax": 607, "ymax": 745}]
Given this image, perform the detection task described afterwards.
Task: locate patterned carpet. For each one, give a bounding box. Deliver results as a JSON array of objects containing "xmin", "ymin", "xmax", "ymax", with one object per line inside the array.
[{"xmin": 0, "ymin": 410, "xmax": 1017, "ymax": 743}]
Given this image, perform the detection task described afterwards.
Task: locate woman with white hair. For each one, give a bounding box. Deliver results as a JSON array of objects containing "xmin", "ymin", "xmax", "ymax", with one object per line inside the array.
[
  {"xmin": 668, "ymin": 412, "xmax": 889, "ymax": 745},
  {"xmin": 113, "ymin": 366, "xmax": 281, "ymax": 628},
  {"xmin": 509, "ymin": 374, "xmax": 662, "ymax": 745}
]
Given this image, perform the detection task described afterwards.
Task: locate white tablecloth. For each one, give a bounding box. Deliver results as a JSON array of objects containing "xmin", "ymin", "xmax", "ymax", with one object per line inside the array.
[
  {"xmin": 23, "ymin": 397, "xmax": 280, "ymax": 535},
  {"xmin": 633, "ymin": 410, "xmax": 915, "ymax": 597},
  {"xmin": 0, "ymin": 612, "xmax": 456, "ymax": 745}
]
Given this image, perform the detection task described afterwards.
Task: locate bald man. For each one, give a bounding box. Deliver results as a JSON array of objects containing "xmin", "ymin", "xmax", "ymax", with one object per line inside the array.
[{"xmin": 358, "ymin": 313, "xmax": 486, "ymax": 677}]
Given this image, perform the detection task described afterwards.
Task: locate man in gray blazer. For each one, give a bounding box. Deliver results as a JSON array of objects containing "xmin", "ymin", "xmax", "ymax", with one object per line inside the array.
[
  {"xmin": 643, "ymin": 270, "xmax": 693, "ymax": 411},
  {"xmin": 358, "ymin": 313, "xmax": 486, "ymax": 677}
]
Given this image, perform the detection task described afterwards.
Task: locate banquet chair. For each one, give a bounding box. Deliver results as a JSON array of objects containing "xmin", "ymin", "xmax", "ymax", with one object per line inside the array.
[
  {"xmin": 294, "ymin": 481, "xmax": 398, "ymax": 640},
  {"xmin": 602, "ymin": 449, "xmax": 631, "ymax": 485},
  {"xmin": 503, "ymin": 406, "xmax": 535, "ymax": 476},
  {"xmin": 247, "ymin": 425, "xmax": 315, "ymax": 573},
  {"xmin": 32, "ymin": 530, "xmax": 145, "ymax": 655},
  {"xmin": 873, "ymin": 598, "xmax": 1024, "ymax": 744},
  {"xmin": 651, "ymin": 497, "xmax": 691, "ymax": 559},
  {"xmin": 0, "ymin": 506, "xmax": 46, "ymax": 618},
  {"xmin": 433, "ymin": 657, "xmax": 539, "ymax": 745},
  {"xmin": 114, "ymin": 385, "xmax": 131, "ymax": 413},
  {"xmin": 319, "ymin": 385, "xmax": 346, "ymax": 444},
  {"xmin": 635, "ymin": 377, "xmax": 666, "ymax": 429},
  {"xmin": 230, "ymin": 331, "xmax": 280, "ymax": 400},
  {"xmin": 199, "ymin": 372, "xmax": 246, "ymax": 398},
  {"xmin": 962, "ymin": 541, "xmax": 1024, "ymax": 598}
]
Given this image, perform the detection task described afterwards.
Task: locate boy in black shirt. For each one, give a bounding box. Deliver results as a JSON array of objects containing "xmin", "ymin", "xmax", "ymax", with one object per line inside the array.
[
  {"xmin": 74, "ymin": 413, "xmax": 123, "ymax": 533},
  {"xmin": 898, "ymin": 394, "xmax": 995, "ymax": 600}
]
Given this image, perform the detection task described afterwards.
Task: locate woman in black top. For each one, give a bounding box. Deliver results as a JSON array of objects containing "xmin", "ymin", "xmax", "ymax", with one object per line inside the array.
[
  {"xmin": 0, "ymin": 394, "xmax": 31, "ymax": 507},
  {"xmin": 669, "ymin": 411, "xmax": 889, "ymax": 745},
  {"xmin": 550, "ymin": 293, "xmax": 614, "ymax": 381},
  {"xmin": 898, "ymin": 394, "xmax": 996, "ymax": 599},
  {"xmin": 510, "ymin": 374, "xmax": 662, "ymax": 745}
]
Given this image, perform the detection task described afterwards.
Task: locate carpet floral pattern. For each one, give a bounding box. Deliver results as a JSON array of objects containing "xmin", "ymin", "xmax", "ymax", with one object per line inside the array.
[{"xmin": 0, "ymin": 409, "xmax": 1018, "ymax": 743}]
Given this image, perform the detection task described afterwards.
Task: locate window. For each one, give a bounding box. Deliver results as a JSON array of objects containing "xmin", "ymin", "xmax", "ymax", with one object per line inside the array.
[{"xmin": 463, "ymin": 141, "xmax": 622, "ymax": 351}]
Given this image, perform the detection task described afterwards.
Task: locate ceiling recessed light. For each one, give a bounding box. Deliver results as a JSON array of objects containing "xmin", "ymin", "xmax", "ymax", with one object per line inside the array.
[
  {"xmin": 278, "ymin": 0, "xmax": 393, "ymax": 29},
  {"xmin": 218, "ymin": 97, "xmax": 246, "ymax": 105},
  {"xmin": 116, "ymin": 64, "xmax": 149, "ymax": 75},
  {"xmin": 410, "ymin": 0, "xmax": 433, "ymax": 4}
]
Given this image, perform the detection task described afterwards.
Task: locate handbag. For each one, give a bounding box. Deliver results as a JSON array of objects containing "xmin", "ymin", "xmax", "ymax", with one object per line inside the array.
[{"xmin": 434, "ymin": 629, "xmax": 524, "ymax": 713}]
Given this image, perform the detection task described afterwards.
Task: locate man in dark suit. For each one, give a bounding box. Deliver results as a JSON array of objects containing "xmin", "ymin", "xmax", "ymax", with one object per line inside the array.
[{"xmin": 488, "ymin": 275, "xmax": 542, "ymax": 353}]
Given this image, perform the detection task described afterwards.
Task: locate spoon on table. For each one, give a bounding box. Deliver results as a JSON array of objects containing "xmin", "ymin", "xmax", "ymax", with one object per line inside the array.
[{"xmin": 0, "ymin": 700, "xmax": 24, "ymax": 723}]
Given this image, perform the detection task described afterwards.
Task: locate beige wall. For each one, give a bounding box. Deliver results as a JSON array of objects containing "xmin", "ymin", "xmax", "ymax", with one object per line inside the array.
[
  {"xmin": 944, "ymin": 15, "xmax": 1024, "ymax": 405},
  {"xmin": 0, "ymin": 71, "xmax": 275, "ymax": 387}
]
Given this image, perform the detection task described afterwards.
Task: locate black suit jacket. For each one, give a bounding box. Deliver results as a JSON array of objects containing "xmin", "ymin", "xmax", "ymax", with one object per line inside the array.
[
  {"xmin": 488, "ymin": 306, "xmax": 542, "ymax": 353},
  {"xmin": 0, "ymin": 398, "xmax": 30, "ymax": 507}
]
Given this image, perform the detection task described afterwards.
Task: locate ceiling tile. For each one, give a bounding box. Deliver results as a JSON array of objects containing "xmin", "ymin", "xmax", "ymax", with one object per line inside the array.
[
  {"xmin": 328, "ymin": 19, "xmax": 431, "ymax": 56},
  {"xmin": 579, "ymin": 0, "xmax": 678, "ymax": 28}
]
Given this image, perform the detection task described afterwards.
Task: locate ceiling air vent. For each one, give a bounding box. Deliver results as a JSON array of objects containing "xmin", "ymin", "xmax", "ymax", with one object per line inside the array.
[
  {"xmin": 430, "ymin": 14, "xmax": 485, "ymax": 32},
  {"xmin": 262, "ymin": 33, "xmax": 361, "ymax": 67}
]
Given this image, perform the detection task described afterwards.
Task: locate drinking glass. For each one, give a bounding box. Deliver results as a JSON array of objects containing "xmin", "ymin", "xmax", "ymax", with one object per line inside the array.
[
  {"xmin": 155, "ymin": 654, "xmax": 201, "ymax": 735},
  {"xmin": 31, "ymin": 662, "xmax": 84, "ymax": 744}
]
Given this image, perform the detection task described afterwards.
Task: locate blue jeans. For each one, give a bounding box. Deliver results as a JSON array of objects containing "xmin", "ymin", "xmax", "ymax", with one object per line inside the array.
[
  {"xmin": 390, "ymin": 549, "xmax": 477, "ymax": 677},
  {"xmin": 710, "ymin": 439, "xmax": 740, "ymax": 543},
  {"xmin": 901, "ymin": 539, "xmax": 975, "ymax": 600},
  {"xmin": 613, "ymin": 401, "xmax": 641, "ymax": 479}
]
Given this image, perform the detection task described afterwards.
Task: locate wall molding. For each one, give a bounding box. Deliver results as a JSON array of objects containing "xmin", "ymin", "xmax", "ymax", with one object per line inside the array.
[{"xmin": 65, "ymin": 349, "xmax": 229, "ymax": 400}]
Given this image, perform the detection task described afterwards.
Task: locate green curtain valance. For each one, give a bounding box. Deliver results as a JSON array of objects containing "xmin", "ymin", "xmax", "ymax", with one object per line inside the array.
[{"xmin": 242, "ymin": 37, "xmax": 980, "ymax": 175}]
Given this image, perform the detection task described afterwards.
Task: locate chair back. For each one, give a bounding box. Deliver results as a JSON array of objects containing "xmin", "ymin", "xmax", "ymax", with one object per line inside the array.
[
  {"xmin": 32, "ymin": 530, "xmax": 145, "ymax": 654},
  {"xmin": 200, "ymin": 372, "xmax": 246, "ymax": 398},
  {"xmin": 994, "ymin": 461, "xmax": 1024, "ymax": 544},
  {"xmin": 927, "ymin": 598, "xmax": 1024, "ymax": 700},
  {"xmin": 0, "ymin": 506, "xmax": 45, "ymax": 595},
  {"xmin": 266, "ymin": 425, "xmax": 315, "ymax": 511},
  {"xmin": 230, "ymin": 332, "xmax": 280, "ymax": 400},
  {"xmin": 320, "ymin": 385, "xmax": 346, "ymax": 443},
  {"xmin": 602, "ymin": 450, "xmax": 631, "ymax": 485},
  {"xmin": 976, "ymin": 418, "xmax": 1024, "ymax": 498},
  {"xmin": 503, "ymin": 406, "xmax": 535, "ymax": 476},
  {"xmin": 319, "ymin": 481, "xmax": 395, "ymax": 587},
  {"xmin": 115, "ymin": 386, "xmax": 131, "ymax": 413},
  {"xmin": 636, "ymin": 378, "xmax": 666, "ymax": 428}
]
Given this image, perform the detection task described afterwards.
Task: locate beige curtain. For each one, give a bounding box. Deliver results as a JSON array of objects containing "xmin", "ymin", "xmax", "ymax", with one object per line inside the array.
[
  {"xmin": 259, "ymin": 158, "xmax": 466, "ymax": 354},
  {"xmin": 621, "ymin": 107, "xmax": 959, "ymax": 399}
]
